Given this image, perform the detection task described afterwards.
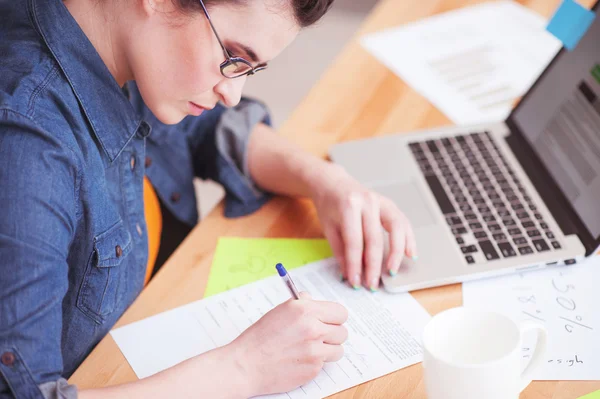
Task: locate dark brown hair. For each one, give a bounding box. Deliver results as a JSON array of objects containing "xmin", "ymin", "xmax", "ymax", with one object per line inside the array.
[{"xmin": 173, "ymin": 0, "xmax": 334, "ymax": 28}]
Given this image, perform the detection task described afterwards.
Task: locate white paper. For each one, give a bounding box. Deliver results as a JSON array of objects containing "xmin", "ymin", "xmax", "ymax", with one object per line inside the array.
[
  {"xmin": 111, "ymin": 258, "xmax": 431, "ymax": 398},
  {"xmin": 463, "ymin": 257, "xmax": 600, "ymax": 380},
  {"xmin": 361, "ymin": 1, "xmax": 562, "ymax": 125}
]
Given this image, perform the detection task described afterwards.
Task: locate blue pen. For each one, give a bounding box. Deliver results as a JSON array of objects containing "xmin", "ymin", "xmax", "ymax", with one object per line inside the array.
[{"xmin": 276, "ymin": 263, "xmax": 300, "ymax": 300}]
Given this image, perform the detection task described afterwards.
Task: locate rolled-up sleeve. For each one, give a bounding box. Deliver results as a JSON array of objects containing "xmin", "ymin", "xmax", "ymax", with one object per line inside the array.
[
  {"xmin": 195, "ymin": 98, "xmax": 273, "ymax": 218},
  {"xmin": 0, "ymin": 110, "xmax": 79, "ymax": 398}
]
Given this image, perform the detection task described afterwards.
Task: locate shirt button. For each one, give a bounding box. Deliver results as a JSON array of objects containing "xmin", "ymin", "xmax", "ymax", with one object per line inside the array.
[
  {"xmin": 145, "ymin": 157, "xmax": 152, "ymax": 168},
  {"xmin": 115, "ymin": 245, "xmax": 123, "ymax": 258},
  {"xmin": 136, "ymin": 223, "xmax": 143, "ymax": 237},
  {"xmin": 130, "ymin": 155, "xmax": 136, "ymax": 170},
  {"xmin": 1, "ymin": 352, "xmax": 15, "ymax": 367},
  {"xmin": 170, "ymin": 192, "xmax": 181, "ymax": 203}
]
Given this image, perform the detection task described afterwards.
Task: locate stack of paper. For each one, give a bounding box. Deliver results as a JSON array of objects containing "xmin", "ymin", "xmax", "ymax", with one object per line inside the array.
[{"xmin": 361, "ymin": 1, "xmax": 562, "ymax": 125}]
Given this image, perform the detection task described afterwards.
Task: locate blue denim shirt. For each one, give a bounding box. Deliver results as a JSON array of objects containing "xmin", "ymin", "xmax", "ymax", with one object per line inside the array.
[{"xmin": 0, "ymin": 0, "xmax": 271, "ymax": 397}]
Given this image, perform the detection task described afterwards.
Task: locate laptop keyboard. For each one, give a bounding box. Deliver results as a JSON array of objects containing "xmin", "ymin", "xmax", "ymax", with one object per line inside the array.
[{"xmin": 409, "ymin": 132, "xmax": 561, "ymax": 265}]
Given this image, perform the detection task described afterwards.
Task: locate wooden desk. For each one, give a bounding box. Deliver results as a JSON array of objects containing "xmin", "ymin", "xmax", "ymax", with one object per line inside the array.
[{"xmin": 70, "ymin": 0, "xmax": 600, "ymax": 397}]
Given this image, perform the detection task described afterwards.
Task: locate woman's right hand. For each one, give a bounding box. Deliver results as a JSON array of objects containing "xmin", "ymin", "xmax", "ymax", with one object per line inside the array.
[{"xmin": 228, "ymin": 292, "xmax": 349, "ymax": 397}]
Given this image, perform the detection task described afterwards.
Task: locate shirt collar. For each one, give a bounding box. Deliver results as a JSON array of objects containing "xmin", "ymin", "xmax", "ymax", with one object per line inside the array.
[{"xmin": 30, "ymin": 0, "xmax": 143, "ymax": 162}]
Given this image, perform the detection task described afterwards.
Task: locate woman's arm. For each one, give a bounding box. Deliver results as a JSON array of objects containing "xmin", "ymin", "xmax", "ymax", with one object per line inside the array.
[
  {"xmin": 247, "ymin": 123, "xmax": 417, "ymax": 291},
  {"xmin": 80, "ymin": 295, "xmax": 348, "ymax": 399},
  {"xmin": 79, "ymin": 345, "xmax": 252, "ymax": 399}
]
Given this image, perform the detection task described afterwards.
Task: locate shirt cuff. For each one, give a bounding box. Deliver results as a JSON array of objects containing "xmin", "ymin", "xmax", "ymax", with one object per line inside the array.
[
  {"xmin": 215, "ymin": 98, "xmax": 273, "ymax": 218},
  {"xmin": 39, "ymin": 379, "xmax": 77, "ymax": 399}
]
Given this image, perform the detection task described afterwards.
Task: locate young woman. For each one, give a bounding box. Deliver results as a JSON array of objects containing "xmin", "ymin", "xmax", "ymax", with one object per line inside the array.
[{"xmin": 0, "ymin": 0, "xmax": 417, "ymax": 397}]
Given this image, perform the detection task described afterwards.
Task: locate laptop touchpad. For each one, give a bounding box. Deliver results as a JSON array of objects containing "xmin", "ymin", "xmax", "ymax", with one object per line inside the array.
[{"xmin": 374, "ymin": 182, "xmax": 436, "ymax": 228}]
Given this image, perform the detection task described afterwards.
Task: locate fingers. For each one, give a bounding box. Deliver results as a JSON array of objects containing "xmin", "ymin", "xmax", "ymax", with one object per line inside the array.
[
  {"xmin": 362, "ymin": 193, "xmax": 383, "ymax": 291},
  {"xmin": 325, "ymin": 225, "xmax": 346, "ymax": 282},
  {"xmin": 313, "ymin": 301, "xmax": 349, "ymax": 325},
  {"xmin": 322, "ymin": 324, "xmax": 348, "ymax": 345},
  {"xmin": 322, "ymin": 343, "xmax": 345, "ymax": 362},
  {"xmin": 298, "ymin": 292, "xmax": 312, "ymax": 300},
  {"xmin": 380, "ymin": 198, "xmax": 417, "ymax": 276},
  {"xmin": 341, "ymin": 195, "xmax": 363, "ymax": 289}
]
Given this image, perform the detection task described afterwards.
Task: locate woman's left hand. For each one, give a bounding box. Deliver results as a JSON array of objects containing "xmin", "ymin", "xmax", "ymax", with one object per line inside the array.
[{"xmin": 309, "ymin": 164, "xmax": 417, "ymax": 291}]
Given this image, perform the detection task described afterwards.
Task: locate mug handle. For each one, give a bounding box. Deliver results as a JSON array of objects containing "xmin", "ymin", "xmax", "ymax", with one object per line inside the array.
[{"xmin": 519, "ymin": 321, "xmax": 548, "ymax": 392}]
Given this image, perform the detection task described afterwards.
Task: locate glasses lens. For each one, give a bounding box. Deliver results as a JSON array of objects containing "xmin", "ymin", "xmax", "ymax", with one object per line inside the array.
[{"xmin": 222, "ymin": 60, "xmax": 252, "ymax": 78}]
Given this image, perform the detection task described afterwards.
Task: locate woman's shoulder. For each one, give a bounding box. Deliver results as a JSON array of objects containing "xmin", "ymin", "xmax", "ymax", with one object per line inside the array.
[{"xmin": 0, "ymin": 1, "xmax": 83, "ymax": 150}]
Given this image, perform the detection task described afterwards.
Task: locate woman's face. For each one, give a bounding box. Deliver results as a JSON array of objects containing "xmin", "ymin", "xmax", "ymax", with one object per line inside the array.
[{"xmin": 128, "ymin": 0, "xmax": 300, "ymax": 125}]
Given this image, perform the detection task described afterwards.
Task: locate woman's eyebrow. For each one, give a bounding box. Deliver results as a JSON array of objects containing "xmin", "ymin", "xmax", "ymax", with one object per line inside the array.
[{"xmin": 230, "ymin": 41, "xmax": 261, "ymax": 64}]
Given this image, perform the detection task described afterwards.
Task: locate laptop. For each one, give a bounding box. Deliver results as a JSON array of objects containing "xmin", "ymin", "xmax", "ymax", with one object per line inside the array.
[{"xmin": 330, "ymin": 2, "xmax": 600, "ymax": 293}]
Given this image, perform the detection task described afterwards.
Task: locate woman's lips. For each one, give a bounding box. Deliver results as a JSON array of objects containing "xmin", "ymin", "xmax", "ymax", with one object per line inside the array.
[{"xmin": 188, "ymin": 102, "xmax": 206, "ymax": 116}]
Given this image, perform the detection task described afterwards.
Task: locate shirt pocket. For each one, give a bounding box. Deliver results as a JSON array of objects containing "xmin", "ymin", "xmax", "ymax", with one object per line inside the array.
[{"xmin": 77, "ymin": 219, "xmax": 132, "ymax": 324}]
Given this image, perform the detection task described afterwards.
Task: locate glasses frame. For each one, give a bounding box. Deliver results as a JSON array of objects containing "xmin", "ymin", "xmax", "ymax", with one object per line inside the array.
[{"xmin": 197, "ymin": 0, "xmax": 268, "ymax": 79}]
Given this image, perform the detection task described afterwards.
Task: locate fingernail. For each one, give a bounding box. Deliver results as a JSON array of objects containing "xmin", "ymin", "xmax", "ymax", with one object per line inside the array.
[
  {"xmin": 369, "ymin": 287, "xmax": 378, "ymax": 293},
  {"xmin": 412, "ymin": 255, "xmax": 419, "ymax": 261},
  {"xmin": 351, "ymin": 274, "xmax": 361, "ymax": 289},
  {"xmin": 389, "ymin": 269, "xmax": 397, "ymax": 277}
]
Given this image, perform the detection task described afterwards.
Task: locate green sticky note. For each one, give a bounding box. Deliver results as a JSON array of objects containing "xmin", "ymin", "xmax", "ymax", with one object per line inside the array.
[
  {"xmin": 592, "ymin": 64, "xmax": 600, "ymax": 85},
  {"xmin": 203, "ymin": 238, "xmax": 333, "ymax": 297},
  {"xmin": 578, "ymin": 390, "xmax": 600, "ymax": 399}
]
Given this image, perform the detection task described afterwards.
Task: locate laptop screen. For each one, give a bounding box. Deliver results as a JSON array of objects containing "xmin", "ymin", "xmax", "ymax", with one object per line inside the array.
[{"xmin": 510, "ymin": 10, "xmax": 600, "ymax": 239}]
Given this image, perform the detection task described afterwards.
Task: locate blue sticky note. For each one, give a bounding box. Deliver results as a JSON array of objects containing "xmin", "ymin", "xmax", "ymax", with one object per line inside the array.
[{"xmin": 546, "ymin": 0, "xmax": 596, "ymax": 50}]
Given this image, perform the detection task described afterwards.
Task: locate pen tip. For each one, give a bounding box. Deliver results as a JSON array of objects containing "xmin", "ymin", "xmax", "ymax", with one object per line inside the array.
[{"xmin": 276, "ymin": 263, "xmax": 286, "ymax": 277}]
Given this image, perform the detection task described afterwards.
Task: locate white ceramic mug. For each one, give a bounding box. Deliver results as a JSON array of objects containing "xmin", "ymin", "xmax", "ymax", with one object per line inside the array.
[{"xmin": 422, "ymin": 307, "xmax": 547, "ymax": 399}]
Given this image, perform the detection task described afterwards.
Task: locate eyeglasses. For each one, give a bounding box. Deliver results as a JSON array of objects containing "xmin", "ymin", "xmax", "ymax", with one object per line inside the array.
[{"xmin": 197, "ymin": 0, "xmax": 268, "ymax": 79}]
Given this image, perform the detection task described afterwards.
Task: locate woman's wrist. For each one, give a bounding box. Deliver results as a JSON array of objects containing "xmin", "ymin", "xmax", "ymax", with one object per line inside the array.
[{"xmin": 302, "ymin": 160, "xmax": 349, "ymax": 202}]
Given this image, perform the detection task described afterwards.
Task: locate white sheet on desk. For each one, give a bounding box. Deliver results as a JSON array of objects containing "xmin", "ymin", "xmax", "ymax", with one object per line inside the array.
[
  {"xmin": 361, "ymin": 1, "xmax": 561, "ymax": 125},
  {"xmin": 111, "ymin": 258, "xmax": 431, "ymax": 398},
  {"xmin": 463, "ymin": 257, "xmax": 600, "ymax": 380}
]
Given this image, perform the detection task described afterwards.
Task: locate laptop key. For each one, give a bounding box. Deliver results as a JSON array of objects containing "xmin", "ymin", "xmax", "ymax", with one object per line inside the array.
[
  {"xmin": 534, "ymin": 213, "xmax": 543, "ymax": 220},
  {"xmin": 498, "ymin": 242, "xmax": 517, "ymax": 258},
  {"xmin": 533, "ymin": 239, "xmax": 550, "ymax": 252},
  {"xmin": 492, "ymin": 233, "xmax": 507, "ymax": 241},
  {"xmin": 447, "ymin": 216, "xmax": 462, "ymax": 226},
  {"xmin": 551, "ymin": 241, "xmax": 562, "ymax": 249},
  {"xmin": 426, "ymin": 140, "xmax": 439, "ymax": 153},
  {"xmin": 514, "ymin": 237, "xmax": 528, "ymax": 245},
  {"xmin": 540, "ymin": 222, "xmax": 548, "ymax": 229},
  {"xmin": 483, "ymin": 215, "xmax": 496, "ymax": 223},
  {"xmin": 459, "ymin": 204, "xmax": 472, "ymax": 212},
  {"xmin": 508, "ymin": 228, "xmax": 522, "ymax": 236},
  {"xmin": 546, "ymin": 232, "xmax": 555, "ymax": 239},
  {"xmin": 457, "ymin": 237, "xmax": 465, "ymax": 245},
  {"xmin": 504, "ymin": 219, "xmax": 517, "ymax": 226},
  {"xmin": 479, "ymin": 240, "xmax": 500, "ymax": 260},
  {"xmin": 518, "ymin": 246, "xmax": 534, "ymax": 255},
  {"xmin": 516, "ymin": 212, "xmax": 529, "ymax": 220},
  {"xmin": 452, "ymin": 227, "xmax": 468, "ymax": 235},
  {"xmin": 475, "ymin": 231, "xmax": 488, "ymax": 239},
  {"xmin": 469, "ymin": 222, "xmax": 483, "ymax": 230},
  {"xmin": 425, "ymin": 175, "xmax": 455, "ymax": 215},
  {"xmin": 522, "ymin": 221, "xmax": 535, "ymax": 228},
  {"xmin": 465, "ymin": 213, "xmax": 478, "ymax": 220},
  {"xmin": 465, "ymin": 255, "xmax": 475, "ymax": 264},
  {"xmin": 488, "ymin": 224, "xmax": 502, "ymax": 232},
  {"xmin": 461, "ymin": 245, "xmax": 478, "ymax": 254},
  {"xmin": 527, "ymin": 230, "xmax": 541, "ymax": 238}
]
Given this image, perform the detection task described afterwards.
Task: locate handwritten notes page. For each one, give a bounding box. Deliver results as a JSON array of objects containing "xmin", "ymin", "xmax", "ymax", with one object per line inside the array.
[
  {"xmin": 111, "ymin": 259, "xmax": 431, "ymax": 398},
  {"xmin": 463, "ymin": 258, "xmax": 600, "ymax": 380}
]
